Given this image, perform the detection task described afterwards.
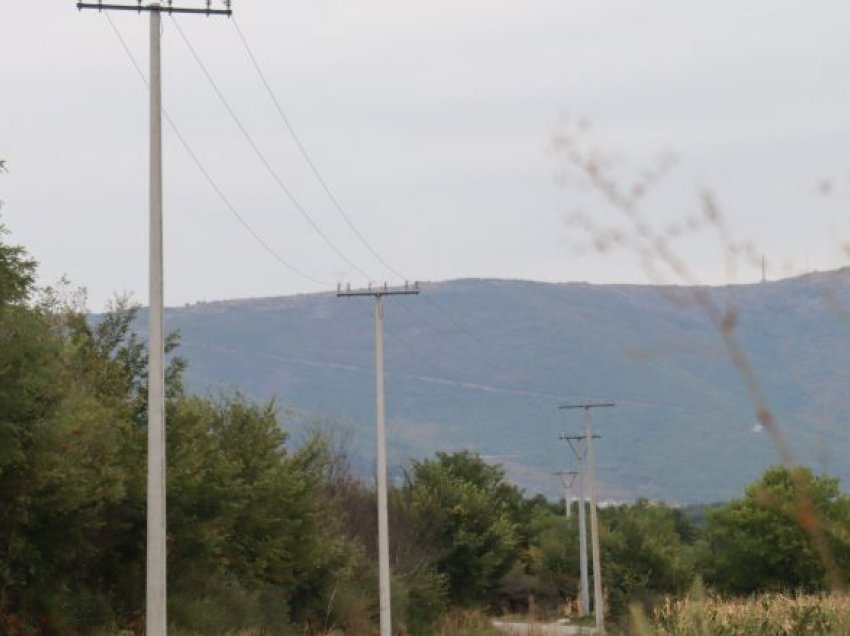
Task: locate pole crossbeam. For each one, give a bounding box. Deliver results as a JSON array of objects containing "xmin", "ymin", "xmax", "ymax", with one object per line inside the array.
[
  {"xmin": 559, "ymin": 402, "xmax": 615, "ymax": 410},
  {"xmin": 337, "ymin": 282, "xmax": 420, "ymax": 298},
  {"xmin": 560, "ymin": 433, "xmax": 600, "ymax": 462},
  {"xmin": 554, "ymin": 470, "xmax": 578, "ymax": 490},
  {"xmin": 78, "ymin": 1, "xmax": 232, "ymax": 14}
]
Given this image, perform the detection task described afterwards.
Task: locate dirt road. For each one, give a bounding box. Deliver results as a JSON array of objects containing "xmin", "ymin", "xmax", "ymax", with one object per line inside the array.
[{"xmin": 491, "ymin": 619, "xmax": 599, "ymax": 635}]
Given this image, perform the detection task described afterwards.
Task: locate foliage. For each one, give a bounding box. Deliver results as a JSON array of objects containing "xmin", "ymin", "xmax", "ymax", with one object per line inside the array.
[
  {"xmin": 0, "ymin": 227, "xmax": 363, "ymax": 634},
  {"xmin": 0, "ymin": 225, "xmax": 35, "ymax": 305},
  {"xmin": 506, "ymin": 502, "xmax": 580, "ymax": 613},
  {"xmin": 602, "ymin": 500, "xmax": 697, "ymax": 617},
  {"xmin": 700, "ymin": 466, "xmax": 850, "ymax": 594},
  {"xmin": 405, "ymin": 451, "xmax": 523, "ymax": 607},
  {"xmin": 2, "ymin": 225, "xmax": 850, "ymax": 633}
]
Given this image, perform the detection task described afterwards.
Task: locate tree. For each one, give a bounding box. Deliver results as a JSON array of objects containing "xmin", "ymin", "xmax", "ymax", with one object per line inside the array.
[
  {"xmin": 0, "ymin": 226, "xmax": 361, "ymax": 633},
  {"xmin": 601, "ymin": 499, "xmax": 697, "ymax": 616},
  {"xmin": 165, "ymin": 395, "xmax": 350, "ymax": 632},
  {"xmin": 508, "ymin": 501, "xmax": 580, "ymax": 613},
  {"xmin": 0, "ymin": 225, "xmax": 35, "ymax": 306},
  {"xmin": 404, "ymin": 451, "xmax": 522, "ymax": 607},
  {"xmin": 701, "ymin": 465, "xmax": 850, "ymax": 594},
  {"xmin": 0, "ymin": 230, "xmax": 143, "ymax": 631}
]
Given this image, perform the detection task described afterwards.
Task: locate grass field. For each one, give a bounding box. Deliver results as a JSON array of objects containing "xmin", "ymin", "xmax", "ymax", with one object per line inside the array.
[{"xmin": 629, "ymin": 591, "xmax": 850, "ymax": 635}]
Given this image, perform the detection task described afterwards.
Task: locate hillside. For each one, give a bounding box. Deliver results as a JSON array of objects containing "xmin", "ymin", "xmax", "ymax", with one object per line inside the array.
[{"xmin": 153, "ymin": 270, "xmax": 850, "ymax": 502}]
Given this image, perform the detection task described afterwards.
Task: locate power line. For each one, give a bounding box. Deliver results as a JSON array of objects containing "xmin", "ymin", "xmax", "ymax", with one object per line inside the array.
[
  {"xmin": 104, "ymin": 13, "xmax": 331, "ymax": 286},
  {"xmin": 225, "ymin": 17, "xmax": 533, "ymax": 380},
  {"xmin": 349, "ymin": 295, "xmax": 446, "ymax": 379},
  {"xmin": 157, "ymin": 12, "xmax": 578, "ymax": 400},
  {"xmin": 231, "ymin": 16, "xmax": 405, "ymax": 282},
  {"xmin": 420, "ymin": 291, "xmax": 506, "ymax": 360},
  {"xmin": 391, "ymin": 294, "xmax": 519, "ymax": 386},
  {"xmin": 226, "ymin": 18, "xmax": 522, "ymax": 370},
  {"xmin": 170, "ymin": 17, "xmax": 374, "ymax": 281}
]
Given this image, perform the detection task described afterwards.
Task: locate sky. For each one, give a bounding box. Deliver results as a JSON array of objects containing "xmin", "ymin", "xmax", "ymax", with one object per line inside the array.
[{"xmin": 2, "ymin": 0, "xmax": 850, "ymax": 310}]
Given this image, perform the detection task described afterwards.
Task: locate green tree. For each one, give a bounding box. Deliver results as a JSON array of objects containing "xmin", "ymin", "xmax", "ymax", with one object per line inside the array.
[
  {"xmin": 506, "ymin": 501, "xmax": 580, "ymax": 613},
  {"xmin": 165, "ymin": 399, "xmax": 366, "ymax": 633},
  {"xmin": 601, "ymin": 499, "xmax": 697, "ymax": 617},
  {"xmin": 404, "ymin": 451, "xmax": 522, "ymax": 607},
  {"xmin": 701, "ymin": 465, "xmax": 850, "ymax": 594},
  {"xmin": 0, "ymin": 229, "xmax": 144, "ymax": 630},
  {"xmin": 0, "ymin": 226, "xmax": 361, "ymax": 633}
]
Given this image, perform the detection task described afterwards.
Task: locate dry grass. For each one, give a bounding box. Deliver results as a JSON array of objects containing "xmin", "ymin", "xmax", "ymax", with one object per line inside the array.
[
  {"xmin": 631, "ymin": 591, "xmax": 850, "ymax": 635},
  {"xmin": 431, "ymin": 608, "xmax": 502, "ymax": 635}
]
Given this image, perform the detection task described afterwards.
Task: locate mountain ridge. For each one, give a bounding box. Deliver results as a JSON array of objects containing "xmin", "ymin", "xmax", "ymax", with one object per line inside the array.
[{"xmin": 148, "ymin": 269, "xmax": 850, "ymax": 502}]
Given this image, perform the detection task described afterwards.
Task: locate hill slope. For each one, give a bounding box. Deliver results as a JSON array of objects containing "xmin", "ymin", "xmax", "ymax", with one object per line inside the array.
[{"xmin": 156, "ymin": 270, "xmax": 850, "ymax": 502}]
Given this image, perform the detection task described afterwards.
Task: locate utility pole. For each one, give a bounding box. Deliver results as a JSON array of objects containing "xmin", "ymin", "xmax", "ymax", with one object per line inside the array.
[
  {"xmin": 560, "ymin": 433, "xmax": 598, "ymax": 616},
  {"xmin": 337, "ymin": 282, "xmax": 419, "ymax": 636},
  {"xmin": 555, "ymin": 467, "xmax": 580, "ymax": 612},
  {"xmin": 561, "ymin": 403, "xmax": 614, "ymax": 634},
  {"xmin": 554, "ymin": 470, "xmax": 577, "ymax": 519},
  {"xmin": 76, "ymin": 2, "xmax": 231, "ymax": 634}
]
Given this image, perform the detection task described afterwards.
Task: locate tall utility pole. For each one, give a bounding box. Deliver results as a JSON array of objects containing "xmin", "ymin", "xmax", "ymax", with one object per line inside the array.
[
  {"xmin": 76, "ymin": 2, "xmax": 231, "ymax": 634},
  {"xmin": 561, "ymin": 403, "xmax": 614, "ymax": 634},
  {"xmin": 560, "ymin": 432, "xmax": 598, "ymax": 616},
  {"xmin": 337, "ymin": 282, "xmax": 419, "ymax": 636}
]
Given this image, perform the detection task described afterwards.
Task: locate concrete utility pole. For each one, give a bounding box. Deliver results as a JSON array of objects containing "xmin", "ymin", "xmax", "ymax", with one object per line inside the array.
[
  {"xmin": 76, "ymin": 2, "xmax": 232, "ymax": 634},
  {"xmin": 554, "ymin": 470, "xmax": 577, "ymax": 519},
  {"xmin": 337, "ymin": 282, "xmax": 420, "ymax": 636},
  {"xmin": 561, "ymin": 403, "xmax": 614, "ymax": 634},
  {"xmin": 560, "ymin": 433, "xmax": 598, "ymax": 616}
]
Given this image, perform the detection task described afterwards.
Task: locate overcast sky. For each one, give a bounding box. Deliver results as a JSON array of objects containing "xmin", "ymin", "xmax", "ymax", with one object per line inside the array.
[{"xmin": 3, "ymin": 1, "xmax": 849, "ymax": 310}]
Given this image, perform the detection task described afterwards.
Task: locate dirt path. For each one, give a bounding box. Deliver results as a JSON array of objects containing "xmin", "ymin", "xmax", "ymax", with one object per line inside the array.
[{"xmin": 491, "ymin": 619, "xmax": 599, "ymax": 635}]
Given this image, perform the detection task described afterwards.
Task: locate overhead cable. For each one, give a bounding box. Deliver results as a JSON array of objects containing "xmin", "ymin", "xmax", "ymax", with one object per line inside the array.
[
  {"xmin": 228, "ymin": 17, "xmax": 515, "ymax": 370},
  {"xmin": 232, "ymin": 16, "xmax": 405, "ymax": 281},
  {"xmin": 104, "ymin": 13, "xmax": 331, "ymax": 286},
  {"xmin": 171, "ymin": 17, "xmax": 373, "ymax": 281}
]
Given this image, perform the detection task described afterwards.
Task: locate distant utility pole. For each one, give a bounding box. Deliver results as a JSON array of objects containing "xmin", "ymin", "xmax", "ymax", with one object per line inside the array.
[
  {"xmin": 560, "ymin": 432, "xmax": 598, "ymax": 616},
  {"xmin": 337, "ymin": 282, "xmax": 420, "ymax": 636},
  {"xmin": 76, "ymin": 2, "xmax": 231, "ymax": 634},
  {"xmin": 560, "ymin": 402, "xmax": 614, "ymax": 634},
  {"xmin": 0, "ymin": 160, "xmax": 6, "ymax": 210},
  {"xmin": 554, "ymin": 470, "xmax": 577, "ymax": 519}
]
